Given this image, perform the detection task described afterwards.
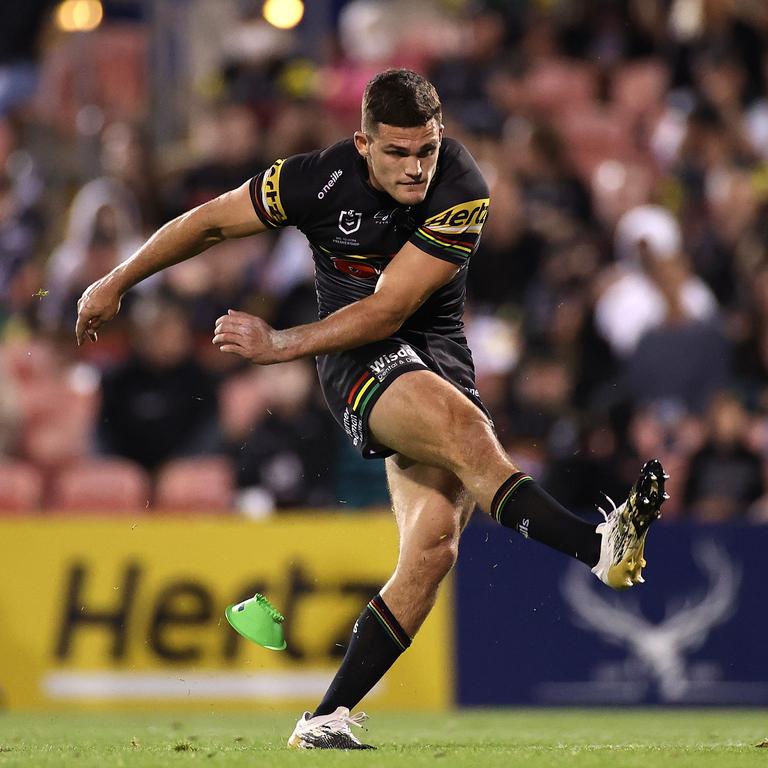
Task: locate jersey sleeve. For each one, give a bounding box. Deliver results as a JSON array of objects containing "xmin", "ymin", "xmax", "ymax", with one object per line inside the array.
[
  {"xmin": 248, "ymin": 152, "xmax": 314, "ymax": 229},
  {"xmin": 409, "ymin": 144, "xmax": 490, "ymax": 266}
]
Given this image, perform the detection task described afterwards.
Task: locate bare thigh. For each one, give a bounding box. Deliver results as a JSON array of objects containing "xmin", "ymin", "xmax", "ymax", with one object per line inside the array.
[
  {"xmin": 380, "ymin": 454, "xmax": 475, "ymax": 636},
  {"xmin": 369, "ymin": 369, "xmax": 520, "ymax": 512}
]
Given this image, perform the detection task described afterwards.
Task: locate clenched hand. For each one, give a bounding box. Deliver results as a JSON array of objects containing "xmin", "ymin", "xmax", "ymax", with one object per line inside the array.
[{"xmin": 213, "ymin": 309, "xmax": 285, "ymax": 364}]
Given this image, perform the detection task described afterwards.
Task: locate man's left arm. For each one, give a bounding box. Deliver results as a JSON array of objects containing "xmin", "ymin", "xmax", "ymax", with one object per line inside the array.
[{"xmin": 212, "ymin": 242, "xmax": 458, "ymax": 364}]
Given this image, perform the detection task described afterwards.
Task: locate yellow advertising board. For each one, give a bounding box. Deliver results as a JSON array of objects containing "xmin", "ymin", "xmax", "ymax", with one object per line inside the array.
[{"xmin": 0, "ymin": 514, "xmax": 452, "ymax": 711}]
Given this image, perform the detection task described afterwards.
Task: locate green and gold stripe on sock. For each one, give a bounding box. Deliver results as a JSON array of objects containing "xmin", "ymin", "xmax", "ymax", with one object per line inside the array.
[
  {"xmin": 367, "ymin": 595, "xmax": 411, "ymax": 652},
  {"xmin": 491, "ymin": 472, "xmax": 533, "ymax": 523}
]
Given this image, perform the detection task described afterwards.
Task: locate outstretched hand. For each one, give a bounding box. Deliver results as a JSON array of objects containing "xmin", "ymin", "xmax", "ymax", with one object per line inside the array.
[
  {"xmin": 75, "ymin": 278, "xmax": 123, "ymax": 345},
  {"xmin": 213, "ymin": 309, "xmax": 284, "ymax": 365}
]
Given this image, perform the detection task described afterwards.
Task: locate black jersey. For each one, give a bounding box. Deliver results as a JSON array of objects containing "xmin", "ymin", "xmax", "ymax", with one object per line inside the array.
[{"xmin": 249, "ymin": 137, "xmax": 489, "ymax": 335}]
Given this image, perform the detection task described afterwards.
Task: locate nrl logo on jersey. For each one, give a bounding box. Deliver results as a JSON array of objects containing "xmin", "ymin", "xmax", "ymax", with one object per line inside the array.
[
  {"xmin": 424, "ymin": 198, "xmax": 489, "ymax": 234},
  {"xmin": 338, "ymin": 209, "xmax": 362, "ymax": 235}
]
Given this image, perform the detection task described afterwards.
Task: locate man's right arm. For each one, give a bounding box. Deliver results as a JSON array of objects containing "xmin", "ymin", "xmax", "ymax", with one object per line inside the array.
[{"xmin": 75, "ymin": 180, "xmax": 266, "ymax": 345}]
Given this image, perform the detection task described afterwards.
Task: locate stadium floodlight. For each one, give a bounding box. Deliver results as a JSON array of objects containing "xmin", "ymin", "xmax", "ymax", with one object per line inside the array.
[
  {"xmin": 54, "ymin": 0, "xmax": 103, "ymax": 33},
  {"xmin": 263, "ymin": 0, "xmax": 304, "ymax": 30}
]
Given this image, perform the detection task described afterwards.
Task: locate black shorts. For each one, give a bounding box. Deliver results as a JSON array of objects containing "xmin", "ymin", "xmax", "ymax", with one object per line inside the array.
[{"xmin": 316, "ymin": 330, "xmax": 490, "ymax": 459}]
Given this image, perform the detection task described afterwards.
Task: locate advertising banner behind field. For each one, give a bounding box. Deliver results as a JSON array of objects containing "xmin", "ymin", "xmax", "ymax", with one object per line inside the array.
[
  {"xmin": 0, "ymin": 515, "xmax": 452, "ymax": 710},
  {"xmin": 456, "ymin": 521, "xmax": 766, "ymax": 706}
]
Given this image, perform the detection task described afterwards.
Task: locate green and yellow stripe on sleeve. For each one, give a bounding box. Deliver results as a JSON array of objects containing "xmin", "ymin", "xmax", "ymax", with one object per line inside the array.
[{"xmin": 412, "ymin": 197, "xmax": 490, "ymax": 265}]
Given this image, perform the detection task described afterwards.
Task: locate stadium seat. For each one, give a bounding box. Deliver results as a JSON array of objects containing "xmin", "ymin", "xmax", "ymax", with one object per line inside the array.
[
  {"xmin": 48, "ymin": 458, "xmax": 151, "ymax": 514},
  {"xmin": 0, "ymin": 460, "xmax": 44, "ymax": 514},
  {"xmin": 154, "ymin": 456, "xmax": 235, "ymax": 513},
  {"xmin": 12, "ymin": 351, "xmax": 100, "ymax": 472},
  {"xmin": 20, "ymin": 390, "xmax": 96, "ymax": 468}
]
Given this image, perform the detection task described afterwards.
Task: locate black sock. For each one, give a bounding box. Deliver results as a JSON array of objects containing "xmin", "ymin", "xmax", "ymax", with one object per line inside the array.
[
  {"xmin": 491, "ymin": 473, "xmax": 600, "ymax": 566},
  {"xmin": 313, "ymin": 593, "xmax": 411, "ymax": 717}
]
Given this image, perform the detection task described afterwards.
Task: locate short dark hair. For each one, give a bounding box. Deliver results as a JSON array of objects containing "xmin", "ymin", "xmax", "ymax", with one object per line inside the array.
[{"xmin": 362, "ymin": 69, "xmax": 442, "ymax": 134}]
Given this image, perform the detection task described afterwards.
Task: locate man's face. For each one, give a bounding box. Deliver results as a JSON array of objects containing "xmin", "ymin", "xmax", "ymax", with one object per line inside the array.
[{"xmin": 354, "ymin": 119, "xmax": 443, "ymax": 205}]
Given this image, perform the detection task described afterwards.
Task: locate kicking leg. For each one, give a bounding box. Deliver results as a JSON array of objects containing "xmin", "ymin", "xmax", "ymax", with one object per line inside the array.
[{"xmin": 368, "ymin": 370, "xmax": 667, "ymax": 585}]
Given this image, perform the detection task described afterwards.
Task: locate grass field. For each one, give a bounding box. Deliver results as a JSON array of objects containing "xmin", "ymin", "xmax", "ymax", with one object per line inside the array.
[{"xmin": 0, "ymin": 709, "xmax": 766, "ymax": 767}]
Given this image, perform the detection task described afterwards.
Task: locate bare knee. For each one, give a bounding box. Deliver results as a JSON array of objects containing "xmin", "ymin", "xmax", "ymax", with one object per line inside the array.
[{"xmin": 412, "ymin": 534, "xmax": 459, "ymax": 587}]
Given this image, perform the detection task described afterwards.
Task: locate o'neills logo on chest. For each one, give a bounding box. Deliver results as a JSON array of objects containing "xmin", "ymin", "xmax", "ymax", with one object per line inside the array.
[
  {"xmin": 369, "ymin": 344, "xmax": 422, "ymax": 377},
  {"xmin": 317, "ymin": 169, "xmax": 343, "ymax": 199}
]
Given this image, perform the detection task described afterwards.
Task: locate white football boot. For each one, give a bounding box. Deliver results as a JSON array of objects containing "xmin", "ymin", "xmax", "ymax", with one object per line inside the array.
[
  {"xmin": 287, "ymin": 706, "xmax": 374, "ymax": 750},
  {"xmin": 592, "ymin": 459, "xmax": 669, "ymax": 590}
]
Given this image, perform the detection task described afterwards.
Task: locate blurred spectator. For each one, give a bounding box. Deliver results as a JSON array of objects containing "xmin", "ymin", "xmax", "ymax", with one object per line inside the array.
[
  {"xmin": 595, "ymin": 204, "xmax": 718, "ymax": 358},
  {"xmin": 732, "ymin": 265, "xmax": 768, "ymax": 411},
  {"xmin": 544, "ymin": 419, "xmax": 628, "ymax": 516},
  {"xmin": 96, "ymin": 294, "xmax": 220, "ymax": 471},
  {"xmin": 429, "ymin": 7, "xmax": 510, "ymax": 135},
  {"xmin": 467, "ymin": 174, "xmax": 544, "ymax": 310},
  {"xmin": 99, "ymin": 121, "xmax": 162, "ymax": 231},
  {"xmin": 167, "ymin": 101, "xmax": 265, "ymax": 215},
  {"xmin": 0, "ymin": 115, "xmax": 45, "ymax": 334},
  {"xmin": 37, "ymin": 121, "xmax": 156, "ymax": 338},
  {"xmin": 40, "ymin": 177, "xmax": 145, "ymax": 334},
  {"xmin": 465, "ymin": 309, "xmax": 521, "ymax": 443},
  {"xmin": 319, "ymin": 0, "xmax": 448, "ymax": 129},
  {"xmin": 683, "ymin": 391, "xmax": 767, "ymax": 521},
  {"xmin": 163, "ymin": 237, "xmax": 267, "ymax": 336},
  {"xmin": 607, "ymin": 209, "xmax": 728, "ymax": 414},
  {"xmin": 624, "ymin": 316, "xmax": 728, "ymax": 414},
  {"xmin": 221, "ymin": 361, "xmax": 336, "ymax": 513},
  {"xmin": 745, "ymin": 50, "xmax": 768, "ymax": 160},
  {"xmin": 517, "ymin": 122, "xmax": 594, "ymax": 228},
  {"xmin": 260, "ymin": 227, "xmax": 316, "ymax": 328},
  {"xmin": 619, "ymin": 403, "xmax": 704, "ymax": 520},
  {"xmin": 503, "ymin": 353, "xmax": 577, "ymax": 475},
  {"xmin": 0, "ymin": 170, "xmax": 44, "ymax": 332}
]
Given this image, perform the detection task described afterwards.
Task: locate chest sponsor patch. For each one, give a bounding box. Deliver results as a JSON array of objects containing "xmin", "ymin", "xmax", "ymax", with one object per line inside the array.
[{"xmin": 331, "ymin": 257, "xmax": 380, "ymax": 279}]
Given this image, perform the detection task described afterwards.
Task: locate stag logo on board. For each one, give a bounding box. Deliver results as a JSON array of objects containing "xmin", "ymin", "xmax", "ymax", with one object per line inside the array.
[
  {"xmin": 317, "ymin": 169, "xmax": 343, "ymax": 199},
  {"xmin": 550, "ymin": 540, "xmax": 749, "ymax": 703},
  {"xmin": 338, "ymin": 210, "xmax": 362, "ymax": 235}
]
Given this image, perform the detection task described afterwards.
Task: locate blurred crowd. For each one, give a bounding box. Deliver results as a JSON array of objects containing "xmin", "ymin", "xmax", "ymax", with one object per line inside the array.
[{"xmin": 2, "ymin": 0, "xmax": 768, "ymax": 522}]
